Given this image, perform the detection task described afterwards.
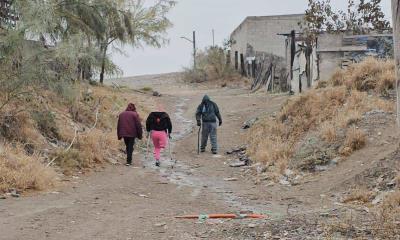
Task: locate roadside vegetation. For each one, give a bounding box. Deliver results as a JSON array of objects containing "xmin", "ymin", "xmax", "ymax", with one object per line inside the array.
[
  {"xmin": 247, "ymin": 58, "xmax": 395, "ymax": 175},
  {"xmin": 247, "ymin": 57, "xmax": 399, "ymax": 238},
  {"xmin": 0, "ymin": 0, "xmax": 173, "ymax": 194},
  {"xmin": 183, "ymin": 46, "xmax": 245, "ymax": 86}
]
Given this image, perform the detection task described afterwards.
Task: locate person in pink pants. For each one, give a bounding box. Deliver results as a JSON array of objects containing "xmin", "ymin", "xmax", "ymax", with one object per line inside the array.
[
  {"xmin": 145, "ymin": 106, "xmax": 172, "ymax": 167},
  {"xmin": 151, "ymin": 130, "xmax": 168, "ymax": 163}
]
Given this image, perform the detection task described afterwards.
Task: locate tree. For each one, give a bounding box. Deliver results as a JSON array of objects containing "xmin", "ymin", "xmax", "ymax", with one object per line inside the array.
[
  {"xmin": 98, "ymin": 0, "xmax": 174, "ymax": 84},
  {"xmin": 393, "ymin": 0, "xmax": 400, "ymax": 126},
  {"xmin": 0, "ymin": 0, "xmax": 18, "ymax": 30},
  {"xmin": 302, "ymin": 0, "xmax": 391, "ymax": 35}
]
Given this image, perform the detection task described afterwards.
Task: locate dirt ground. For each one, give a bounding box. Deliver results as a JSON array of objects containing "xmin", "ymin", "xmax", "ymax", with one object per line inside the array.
[{"xmin": 1, "ymin": 75, "xmax": 398, "ymax": 240}]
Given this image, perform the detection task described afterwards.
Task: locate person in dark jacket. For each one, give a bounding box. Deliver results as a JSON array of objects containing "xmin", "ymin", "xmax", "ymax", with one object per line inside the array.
[
  {"xmin": 195, "ymin": 95, "xmax": 222, "ymax": 154},
  {"xmin": 146, "ymin": 105, "xmax": 172, "ymax": 167},
  {"xmin": 117, "ymin": 103, "xmax": 143, "ymax": 166}
]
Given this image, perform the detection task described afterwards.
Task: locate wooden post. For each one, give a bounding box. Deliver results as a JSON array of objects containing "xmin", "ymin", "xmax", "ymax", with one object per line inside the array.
[
  {"xmin": 392, "ymin": 0, "xmax": 400, "ymax": 127},
  {"xmin": 193, "ymin": 31, "xmax": 197, "ymax": 70},
  {"xmin": 240, "ymin": 54, "xmax": 245, "ymax": 76},
  {"xmin": 234, "ymin": 51, "xmax": 238, "ymax": 70},
  {"xmin": 247, "ymin": 62, "xmax": 251, "ymax": 77},
  {"xmin": 252, "ymin": 59, "xmax": 256, "ymax": 78}
]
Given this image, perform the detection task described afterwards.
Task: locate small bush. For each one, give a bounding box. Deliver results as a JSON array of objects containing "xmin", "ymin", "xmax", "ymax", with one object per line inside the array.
[
  {"xmin": 320, "ymin": 122, "xmax": 337, "ymax": 142},
  {"xmin": 141, "ymin": 87, "xmax": 153, "ymax": 92},
  {"xmin": 183, "ymin": 46, "xmax": 237, "ymax": 82},
  {"xmin": 328, "ymin": 58, "xmax": 395, "ymax": 95},
  {"xmin": 31, "ymin": 111, "xmax": 59, "ymax": 140},
  {"xmin": 340, "ymin": 127, "xmax": 366, "ymax": 156},
  {"xmin": 52, "ymin": 149, "xmax": 85, "ymax": 174},
  {"xmin": 343, "ymin": 188, "xmax": 376, "ymax": 204},
  {"xmin": 0, "ymin": 144, "xmax": 57, "ymax": 193}
]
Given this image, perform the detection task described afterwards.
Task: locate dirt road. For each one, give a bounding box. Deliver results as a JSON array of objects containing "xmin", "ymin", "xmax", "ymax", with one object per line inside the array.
[{"xmin": 2, "ymin": 76, "xmax": 397, "ymax": 239}]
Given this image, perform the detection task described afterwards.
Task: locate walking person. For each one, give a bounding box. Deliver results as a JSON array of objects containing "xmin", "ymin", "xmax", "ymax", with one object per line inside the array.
[
  {"xmin": 195, "ymin": 95, "xmax": 222, "ymax": 154},
  {"xmin": 117, "ymin": 103, "xmax": 143, "ymax": 166},
  {"xmin": 146, "ymin": 105, "xmax": 172, "ymax": 167}
]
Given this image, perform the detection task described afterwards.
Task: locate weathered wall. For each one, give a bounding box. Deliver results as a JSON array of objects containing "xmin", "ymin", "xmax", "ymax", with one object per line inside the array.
[
  {"xmin": 317, "ymin": 33, "xmax": 343, "ymax": 81},
  {"xmin": 392, "ymin": 0, "xmax": 400, "ymax": 126},
  {"xmin": 230, "ymin": 14, "xmax": 304, "ymax": 64}
]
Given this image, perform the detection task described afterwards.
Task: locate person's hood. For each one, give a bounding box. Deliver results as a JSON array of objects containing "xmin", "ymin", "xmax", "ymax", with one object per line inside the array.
[
  {"xmin": 151, "ymin": 111, "xmax": 169, "ymax": 120},
  {"xmin": 202, "ymin": 95, "xmax": 210, "ymax": 103},
  {"xmin": 126, "ymin": 103, "xmax": 136, "ymax": 112}
]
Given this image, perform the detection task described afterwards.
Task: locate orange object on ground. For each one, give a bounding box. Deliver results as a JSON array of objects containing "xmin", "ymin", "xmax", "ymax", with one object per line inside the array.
[{"xmin": 175, "ymin": 213, "xmax": 266, "ymax": 219}]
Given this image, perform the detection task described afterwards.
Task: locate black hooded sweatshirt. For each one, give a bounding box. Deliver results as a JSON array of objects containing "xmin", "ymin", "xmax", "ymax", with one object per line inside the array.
[
  {"xmin": 145, "ymin": 112, "xmax": 172, "ymax": 133},
  {"xmin": 195, "ymin": 95, "xmax": 222, "ymax": 123}
]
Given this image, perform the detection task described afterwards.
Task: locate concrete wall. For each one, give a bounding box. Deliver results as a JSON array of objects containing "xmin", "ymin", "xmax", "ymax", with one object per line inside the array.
[{"xmin": 230, "ymin": 14, "xmax": 304, "ymax": 64}]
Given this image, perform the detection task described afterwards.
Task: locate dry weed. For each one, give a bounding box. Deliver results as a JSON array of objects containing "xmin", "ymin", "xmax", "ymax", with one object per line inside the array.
[
  {"xmin": 248, "ymin": 65, "xmax": 393, "ymax": 174},
  {"xmin": 0, "ymin": 144, "xmax": 57, "ymax": 193},
  {"xmin": 340, "ymin": 128, "xmax": 366, "ymax": 156},
  {"xmin": 328, "ymin": 58, "xmax": 395, "ymax": 95},
  {"xmin": 320, "ymin": 122, "xmax": 337, "ymax": 142},
  {"xmin": 343, "ymin": 188, "xmax": 376, "ymax": 204}
]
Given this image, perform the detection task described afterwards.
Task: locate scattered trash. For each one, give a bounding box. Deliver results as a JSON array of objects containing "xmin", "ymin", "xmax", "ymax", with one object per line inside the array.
[
  {"xmin": 242, "ymin": 118, "xmax": 258, "ymax": 129},
  {"xmin": 226, "ymin": 146, "xmax": 246, "ymax": 155},
  {"xmin": 229, "ymin": 162, "xmax": 247, "ymax": 167},
  {"xmin": 0, "ymin": 195, "xmax": 6, "ymax": 200},
  {"xmin": 175, "ymin": 213, "xmax": 266, "ymax": 219},
  {"xmin": 9, "ymin": 189, "xmax": 20, "ymax": 198},
  {"xmin": 223, "ymin": 177, "xmax": 238, "ymax": 181}
]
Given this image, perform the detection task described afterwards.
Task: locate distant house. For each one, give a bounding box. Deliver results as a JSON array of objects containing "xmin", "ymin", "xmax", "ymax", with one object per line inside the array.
[
  {"xmin": 229, "ymin": 14, "xmax": 393, "ymax": 94},
  {"xmin": 283, "ymin": 31, "xmax": 393, "ymax": 93},
  {"xmin": 230, "ymin": 14, "xmax": 304, "ymax": 68}
]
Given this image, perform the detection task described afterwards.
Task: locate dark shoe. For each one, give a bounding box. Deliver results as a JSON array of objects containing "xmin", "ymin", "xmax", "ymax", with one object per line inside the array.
[
  {"xmin": 200, "ymin": 149, "xmax": 205, "ymax": 153},
  {"xmin": 155, "ymin": 160, "xmax": 160, "ymax": 167},
  {"xmin": 212, "ymin": 151, "xmax": 218, "ymax": 155}
]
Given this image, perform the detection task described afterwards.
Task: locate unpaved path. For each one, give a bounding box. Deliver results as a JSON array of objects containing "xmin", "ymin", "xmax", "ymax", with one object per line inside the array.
[{"xmin": 1, "ymin": 75, "xmax": 397, "ymax": 239}]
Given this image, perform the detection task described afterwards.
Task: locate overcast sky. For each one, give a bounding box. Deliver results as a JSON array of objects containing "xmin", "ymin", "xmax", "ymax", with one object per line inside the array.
[{"xmin": 111, "ymin": 0, "xmax": 393, "ymax": 77}]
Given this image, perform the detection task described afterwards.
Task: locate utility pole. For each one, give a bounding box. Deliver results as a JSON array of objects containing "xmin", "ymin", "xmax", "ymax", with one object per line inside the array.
[
  {"xmin": 181, "ymin": 31, "xmax": 197, "ymax": 70},
  {"xmin": 212, "ymin": 29, "xmax": 215, "ymax": 47},
  {"xmin": 193, "ymin": 31, "xmax": 196, "ymax": 70},
  {"xmin": 392, "ymin": 0, "xmax": 400, "ymax": 126}
]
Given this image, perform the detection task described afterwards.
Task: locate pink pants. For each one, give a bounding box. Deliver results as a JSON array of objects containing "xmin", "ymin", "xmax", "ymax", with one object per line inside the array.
[{"xmin": 151, "ymin": 130, "xmax": 168, "ymax": 160}]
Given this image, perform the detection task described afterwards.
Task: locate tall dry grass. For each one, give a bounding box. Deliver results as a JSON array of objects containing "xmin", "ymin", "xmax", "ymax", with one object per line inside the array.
[
  {"xmin": 0, "ymin": 144, "xmax": 57, "ymax": 193},
  {"xmin": 247, "ymin": 58, "xmax": 395, "ymax": 173},
  {"xmin": 330, "ymin": 58, "xmax": 396, "ymax": 95}
]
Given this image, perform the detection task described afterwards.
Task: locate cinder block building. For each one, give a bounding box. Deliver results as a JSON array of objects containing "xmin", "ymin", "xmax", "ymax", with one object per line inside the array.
[{"xmin": 230, "ymin": 14, "xmax": 304, "ymax": 64}]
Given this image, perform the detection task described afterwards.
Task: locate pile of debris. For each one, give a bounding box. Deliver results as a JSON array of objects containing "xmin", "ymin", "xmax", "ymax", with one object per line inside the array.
[{"xmin": 226, "ymin": 146, "xmax": 251, "ymax": 167}]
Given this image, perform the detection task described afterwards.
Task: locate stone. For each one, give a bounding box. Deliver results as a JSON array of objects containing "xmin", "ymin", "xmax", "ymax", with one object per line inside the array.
[
  {"xmin": 229, "ymin": 162, "xmax": 246, "ymax": 167},
  {"xmin": 152, "ymin": 91, "xmax": 162, "ymax": 97},
  {"xmin": 154, "ymin": 222, "xmax": 167, "ymax": 227},
  {"xmin": 248, "ymin": 223, "xmax": 257, "ymax": 228}
]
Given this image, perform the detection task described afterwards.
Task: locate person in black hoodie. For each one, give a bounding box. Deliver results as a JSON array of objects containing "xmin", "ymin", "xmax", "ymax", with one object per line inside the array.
[
  {"xmin": 195, "ymin": 95, "xmax": 222, "ymax": 154},
  {"xmin": 145, "ymin": 106, "xmax": 172, "ymax": 167}
]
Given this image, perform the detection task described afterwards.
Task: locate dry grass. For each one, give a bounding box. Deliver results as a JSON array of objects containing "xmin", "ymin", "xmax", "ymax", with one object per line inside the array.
[
  {"xmin": 372, "ymin": 191, "xmax": 400, "ymax": 238},
  {"xmin": 248, "ymin": 58, "xmax": 395, "ymax": 175},
  {"xmin": 329, "ymin": 58, "xmax": 395, "ymax": 95},
  {"xmin": 0, "ymin": 143, "xmax": 57, "ymax": 193},
  {"xmin": 339, "ymin": 128, "xmax": 366, "ymax": 156},
  {"xmin": 0, "ymin": 83, "xmax": 151, "ymax": 193},
  {"xmin": 342, "ymin": 188, "xmax": 376, "ymax": 204},
  {"xmin": 320, "ymin": 122, "xmax": 337, "ymax": 142}
]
